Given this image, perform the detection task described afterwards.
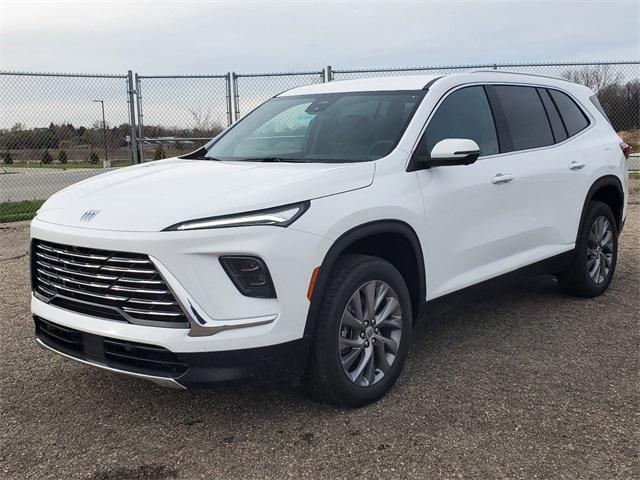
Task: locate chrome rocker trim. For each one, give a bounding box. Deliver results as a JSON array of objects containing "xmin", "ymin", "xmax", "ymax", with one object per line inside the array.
[{"xmin": 36, "ymin": 337, "xmax": 186, "ymax": 389}]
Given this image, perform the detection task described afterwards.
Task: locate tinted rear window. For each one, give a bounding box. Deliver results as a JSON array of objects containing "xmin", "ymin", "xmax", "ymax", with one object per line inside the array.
[
  {"xmin": 589, "ymin": 94, "xmax": 612, "ymax": 126},
  {"xmin": 549, "ymin": 90, "xmax": 589, "ymax": 136},
  {"xmin": 493, "ymin": 85, "xmax": 554, "ymax": 151}
]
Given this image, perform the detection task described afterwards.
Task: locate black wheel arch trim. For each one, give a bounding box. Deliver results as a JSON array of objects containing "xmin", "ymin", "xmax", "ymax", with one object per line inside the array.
[
  {"xmin": 302, "ymin": 220, "xmax": 426, "ymax": 340},
  {"xmin": 577, "ymin": 175, "xmax": 624, "ymax": 240}
]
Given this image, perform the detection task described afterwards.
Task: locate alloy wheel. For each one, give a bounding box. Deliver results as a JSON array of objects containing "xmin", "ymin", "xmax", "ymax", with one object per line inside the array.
[
  {"xmin": 587, "ymin": 215, "xmax": 614, "ymax": 284},
  {"xmin": 338, "ymin": 280, "xmax": 403, "ymax": 387}
]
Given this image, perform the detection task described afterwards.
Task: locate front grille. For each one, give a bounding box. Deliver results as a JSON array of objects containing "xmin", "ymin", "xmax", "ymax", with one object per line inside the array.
[
  {"xmin": 36, "ymin": 317, "xmax": 189, "ymax": 378},
  {"xmin": 32, "ymin": 240, "xmax": 188, "ymax": 327}
]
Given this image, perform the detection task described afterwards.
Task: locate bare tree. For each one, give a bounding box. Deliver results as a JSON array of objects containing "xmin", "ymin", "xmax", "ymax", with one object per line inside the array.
[
  {"xmin": 561, "ymin": 65, "xmax": 622, "ymax": 94},
  {"xmin": 188, "ymin": 108, "xmax": 215, "ymax": 135}
]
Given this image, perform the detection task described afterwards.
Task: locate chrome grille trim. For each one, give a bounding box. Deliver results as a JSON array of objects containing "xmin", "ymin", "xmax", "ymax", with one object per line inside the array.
[
  {"xmin": 107, "ymin": 257, "xmax": 151, "ymax": 264},
  {"xmin": 36, "ymin": 260, "xmax": 119, "ymax": 281},
  {"xmin": 36, "ymin": 268, "xmax": 112, "ymax": 289},
  {"xmin": 127, "ymin": 298, "xmax": 177, "ymax": 306},
  {"xmin": 111, "ymin": 285, "xmax": 169, "ymax": 294},
  {"xmin": 117, "ymin": 277, "xmax": 164, "ymax": 285},
  {"xmin": 38, "ymin": 276, "xmax": 130, "ymax": 301},
  {"xmin": 32, "ymin": 240, "xmax": 188, "ymax": 327},
  {"xmin": 36, "ymin": 251, "xmax": 103, "ymax": 269},
  {"xmin": 102, "ymin": 265, "xmax": 157, "ymax": 274},
  {"xmin": 37, "ymin": 243, "xmax": 109, "ymax": 261},
  {"xmin": 121, "ymin": 307, "xmax": 183, "ymax": 317}
]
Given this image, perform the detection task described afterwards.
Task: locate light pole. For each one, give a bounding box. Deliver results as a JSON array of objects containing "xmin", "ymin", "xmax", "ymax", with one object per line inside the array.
[{"xmin": 93, "ymin": 100, "xmax": 109, "ymax": 167}]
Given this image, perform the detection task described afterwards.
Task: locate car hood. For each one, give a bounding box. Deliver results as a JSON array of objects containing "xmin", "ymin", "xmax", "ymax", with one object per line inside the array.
[{"xmin": 36, "ymin": 158, "xmax": 375, "ymax": 232}]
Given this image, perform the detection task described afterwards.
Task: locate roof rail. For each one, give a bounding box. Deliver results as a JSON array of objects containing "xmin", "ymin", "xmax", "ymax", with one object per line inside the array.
[{"xmin": 471, "ymin": 69, "xmax": 572, "ymax": 84}]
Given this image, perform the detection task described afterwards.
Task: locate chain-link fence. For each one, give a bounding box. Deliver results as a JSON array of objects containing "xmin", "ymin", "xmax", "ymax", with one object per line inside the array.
[
  {"xmin": 0, "ymin": 71, "xmax": 138, "ymax": 221},
  {"xmin": 234, "ymin": 70, "xmax": 325, "ymax": 117},
  {"xmin": 1, "ymin": 61, "xmax": 639, "ymax": 222},
  {"xmin": 332, "ymin": 62, "xmax": 640, "ymax": 134},
  {"xmin": 135, "ymin": 74, "xmax": 231, "ymax": 162}
]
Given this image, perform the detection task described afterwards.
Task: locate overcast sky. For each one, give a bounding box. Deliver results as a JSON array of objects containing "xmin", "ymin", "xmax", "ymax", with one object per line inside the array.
[{"xmin": 1, "ymin": 0, "xmax": 639, "ymax": 75}]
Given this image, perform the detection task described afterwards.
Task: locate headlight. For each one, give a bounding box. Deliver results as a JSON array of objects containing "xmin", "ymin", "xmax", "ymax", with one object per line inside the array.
[{"xmin": 164, "ymin": 201, "xmax": 310, "ymax": 231}]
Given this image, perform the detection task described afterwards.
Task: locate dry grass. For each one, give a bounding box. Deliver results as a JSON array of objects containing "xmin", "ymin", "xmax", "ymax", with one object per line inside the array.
[{"xmin": 618, "ymin": 129, "xmax": 640, "ymax": 152}]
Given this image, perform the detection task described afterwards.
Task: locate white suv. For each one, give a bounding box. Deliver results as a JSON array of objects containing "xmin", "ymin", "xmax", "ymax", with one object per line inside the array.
[{"xmin": 31, "ymin": 72, "xmax": 629, "ymax": 406}]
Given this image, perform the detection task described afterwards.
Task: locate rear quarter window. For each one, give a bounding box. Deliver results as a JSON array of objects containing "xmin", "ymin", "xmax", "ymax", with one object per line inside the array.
[
  {"xmin": 589, "ymin": 94, "xmax": 613, "ymax": 126},
  {"xmin": 549, "ymin": 90, "xmax": 590, "ymax": 137}
]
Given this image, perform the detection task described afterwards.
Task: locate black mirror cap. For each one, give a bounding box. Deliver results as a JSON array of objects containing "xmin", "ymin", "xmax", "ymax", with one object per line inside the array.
[{"xmin": 413, "ymin": 151, "xmax": 479, "ymax": 169}]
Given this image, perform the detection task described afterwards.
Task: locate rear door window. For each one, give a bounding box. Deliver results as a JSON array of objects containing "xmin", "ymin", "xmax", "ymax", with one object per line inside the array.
[
  {"xmin": 549, "ymin": 90, "xmax": 590, "ymax": 137},
  {"xmin": 492, "ymin": 85, "xmax": 554, "ymax": 151}
]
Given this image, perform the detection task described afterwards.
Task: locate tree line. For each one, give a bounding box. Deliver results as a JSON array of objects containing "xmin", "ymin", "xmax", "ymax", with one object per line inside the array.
[
  {"xmin": 0, "ymin": 122, "xmax": 223, "ymax": 151},
  {"xmin": 562, "ymin": 65, "xmax": 639, "ymax": 131}
]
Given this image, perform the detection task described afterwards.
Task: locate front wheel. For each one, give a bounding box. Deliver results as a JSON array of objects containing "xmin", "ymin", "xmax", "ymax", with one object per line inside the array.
[
  {"xmin": 558, "ymin": 201, "xmax": 618, "ymax": 297},
  {"xmin": 305, "ymin": 254, "xmax": 412, "ymax": 407}
]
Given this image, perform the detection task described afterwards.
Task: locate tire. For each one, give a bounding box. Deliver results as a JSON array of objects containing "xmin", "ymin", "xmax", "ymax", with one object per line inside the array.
[
  {"xmin": 304, "ymin": 254, "xmax": 412, "ymax": 407},
  {"xmin": 557, "ymin": 201, "xmax": 618, "ymax": 297}
]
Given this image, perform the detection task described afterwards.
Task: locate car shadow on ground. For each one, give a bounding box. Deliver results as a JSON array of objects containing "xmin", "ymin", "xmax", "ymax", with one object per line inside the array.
[{"xmin": 90, "ymin": 273, "xmax": 565, "ymax": 413}]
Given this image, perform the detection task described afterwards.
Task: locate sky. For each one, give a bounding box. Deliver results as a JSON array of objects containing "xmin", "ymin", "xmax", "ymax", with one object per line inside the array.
[
  {"xmin": 1, "ymin": 0, "xmax": 639, "ymax": 75},
  {"xmin": 0, "ymin": 0, "xmax": 638, "ymax": 130}
]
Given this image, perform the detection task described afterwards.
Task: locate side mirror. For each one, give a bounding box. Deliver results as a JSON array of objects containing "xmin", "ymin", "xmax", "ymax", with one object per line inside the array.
[{"xmin": 417, "ymin": 138, "xmax": 480, "ymax": 167}]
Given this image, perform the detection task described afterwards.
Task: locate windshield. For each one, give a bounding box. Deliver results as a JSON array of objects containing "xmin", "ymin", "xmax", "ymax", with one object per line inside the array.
[{"xmin": 203, "ymin": 91, "xmax": 426, "ymax": 163}]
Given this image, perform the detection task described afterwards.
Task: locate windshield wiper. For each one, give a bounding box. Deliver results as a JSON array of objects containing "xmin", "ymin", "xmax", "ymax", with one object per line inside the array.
[
  {"xmin": 184, "ymin": 155, "xmax": 222, "ymax": 161},
  {"xmin": 239, "ymin": 157, "xmax": 308, "ymax": 163}
]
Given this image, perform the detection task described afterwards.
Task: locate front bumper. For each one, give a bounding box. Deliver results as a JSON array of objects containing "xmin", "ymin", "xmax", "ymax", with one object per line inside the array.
[
  {"xmin": 35, "ymin": 315, "xmax": 310, "ymax": 387},
  {"xmin": 30, "ymin": 217, "xmax": 330, "ymax": 351},
  {"xmin": 30, "ymin": 217, "xmax": 332, "ymax": 387}
]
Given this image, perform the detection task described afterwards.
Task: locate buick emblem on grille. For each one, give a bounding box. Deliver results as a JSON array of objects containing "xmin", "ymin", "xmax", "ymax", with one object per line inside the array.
[{"xmin": 79, "ymin": 209, "xmax": 100, "ymax": 223}]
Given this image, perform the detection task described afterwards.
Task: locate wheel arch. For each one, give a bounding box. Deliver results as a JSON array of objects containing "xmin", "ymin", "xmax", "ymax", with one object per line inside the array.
[
  {"xmin": 303, "ymin": 220, "xmax": 426, "ymax": 339},
  {"xmin": 579, "ymin": 175, "xmax": 625, "ymax": 238}
]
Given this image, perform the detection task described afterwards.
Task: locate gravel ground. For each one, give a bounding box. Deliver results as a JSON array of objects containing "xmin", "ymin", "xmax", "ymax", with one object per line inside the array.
[{"xmin": 1, "ymin": 184, "xmax": 638, "ymax": 480}]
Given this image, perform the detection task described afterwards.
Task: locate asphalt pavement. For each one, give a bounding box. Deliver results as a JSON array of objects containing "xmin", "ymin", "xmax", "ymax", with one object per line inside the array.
[{"xmin": 0, "ymin": 183, "xmax": 638, "ymax": 480}]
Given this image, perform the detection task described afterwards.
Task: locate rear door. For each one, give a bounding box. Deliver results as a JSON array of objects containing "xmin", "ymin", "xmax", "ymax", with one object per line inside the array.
[
  {"xmin": 545, "ymin": 88, "xmax": 596, "ymax": 240},
  {"xmin": 485, "ymin": 85, "xmax": 591, "ymax": 257}
]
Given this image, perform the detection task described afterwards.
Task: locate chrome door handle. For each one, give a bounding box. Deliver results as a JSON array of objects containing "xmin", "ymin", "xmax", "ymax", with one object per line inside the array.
[
  {"xmin": 491, "ymin": 173, "xmax": 514, "ymax": 184},
  {"xmin": 569, "ymin": 161, "xmax": 586, "ymax": 170}
]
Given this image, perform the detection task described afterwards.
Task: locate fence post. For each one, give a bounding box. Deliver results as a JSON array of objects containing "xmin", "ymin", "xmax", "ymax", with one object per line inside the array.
[
  {"xmin": 225, "ymin": 73, "xmax": 233, "ymax": 126},
  {"xmin": 126, "ymin": 70, "xmax": 140, "ymax": 164},
  {"xmin": 325, "ymin": 65, "xmax": 333, "ymax": 82},
  {"xmin": 231, "ymin": 72, "xmax": 240, "ymax": 122},
  {"xmin": 134, "ymin": 73, "xmax": 145, "ymax": 162}
]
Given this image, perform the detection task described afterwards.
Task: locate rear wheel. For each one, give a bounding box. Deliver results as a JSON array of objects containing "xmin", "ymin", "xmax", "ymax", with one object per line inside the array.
[
  {"xmin": 558, "ymin": 201, "xmax": 618, "ymax": 297},
  {"xmin": 305, "ymin": 254, "xmax": 412, "ymax": 407}
]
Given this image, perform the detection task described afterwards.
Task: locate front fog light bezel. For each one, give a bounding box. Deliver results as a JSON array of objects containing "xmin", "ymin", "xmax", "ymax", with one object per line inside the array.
[{"xmin": 220, "ymin": 256, "xmax": 276, "ymax": 298}]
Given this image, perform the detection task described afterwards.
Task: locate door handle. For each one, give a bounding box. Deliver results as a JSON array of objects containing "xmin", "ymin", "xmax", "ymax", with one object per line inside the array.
[
  {"xmin": 491, "ymin": 173, "xmax": 514, "ymax": 184},
  {"xmin": 569, "ymin": 161, "xmax": 586, "ymax": 170}
]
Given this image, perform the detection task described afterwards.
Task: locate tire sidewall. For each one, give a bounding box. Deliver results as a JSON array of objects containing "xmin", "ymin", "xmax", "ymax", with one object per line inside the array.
[
  {"xmin": 314, "ymin": 256, "xmax": 413, "ymax": 407},
  {"xmin": 574, "ymin": 201, "xmax": 618, "ymax": 295}
]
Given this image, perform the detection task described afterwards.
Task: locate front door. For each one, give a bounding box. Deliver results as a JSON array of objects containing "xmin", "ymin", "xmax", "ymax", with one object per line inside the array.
[{"xmin": 414, "ymin": 84, "xmax": 522, "ymax": 299}]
